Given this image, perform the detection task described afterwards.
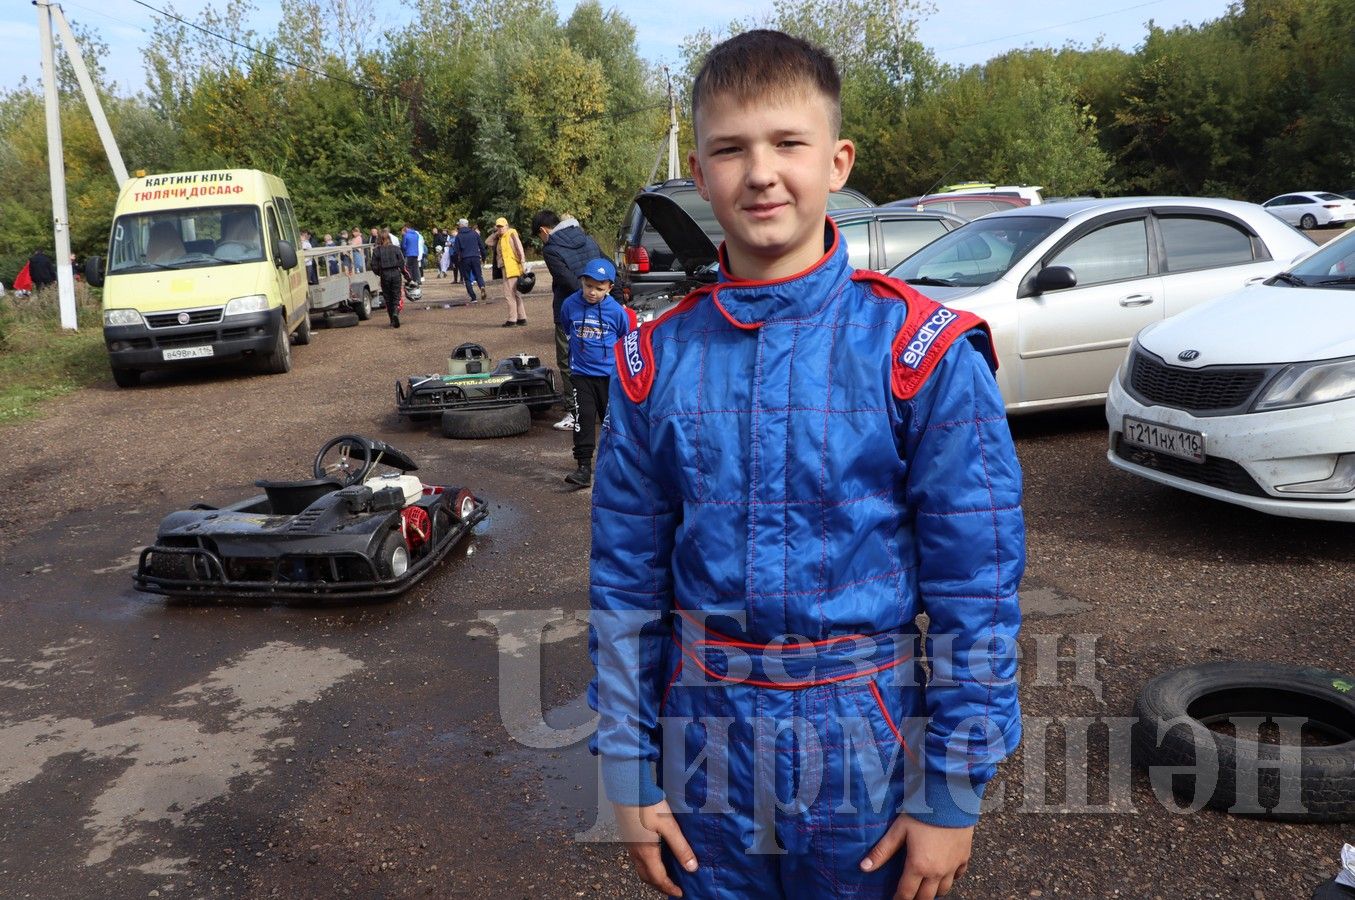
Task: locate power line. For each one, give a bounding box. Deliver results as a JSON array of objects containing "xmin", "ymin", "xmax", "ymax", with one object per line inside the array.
[
  {"xmin": 937, "ymin": 0, "xmax": 1169, "ymax": 54},
  {"xmin": 58, "ymin": 0, "xmax": 668, "ymax": 126},
  {"xmin": 123, "ymin": 0, "xmax": 384, "ymax": 97}
]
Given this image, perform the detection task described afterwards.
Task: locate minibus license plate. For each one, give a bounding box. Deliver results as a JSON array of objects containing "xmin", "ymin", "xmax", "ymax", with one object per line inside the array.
[
  {"xmin": 1123, "ymin": 416, "xmax": 1204, "ymax": 463},
  {"xmin": 163, "ymin": 345, "xmax": 214, "ymax": 361}
]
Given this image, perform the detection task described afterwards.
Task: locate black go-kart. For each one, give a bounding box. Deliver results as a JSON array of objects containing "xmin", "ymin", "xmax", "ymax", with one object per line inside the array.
[
  {"xmin": 134, "ymin": 435, "xmax": 486, "ymax": 602},
  {"xmin": 395, "ymin": 342, "xmax": 562, "ymax": 440}
]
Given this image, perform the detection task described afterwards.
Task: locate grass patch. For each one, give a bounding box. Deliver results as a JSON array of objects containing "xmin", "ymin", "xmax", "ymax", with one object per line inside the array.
[{"xmin": 0, "ymin": 285, "xmax": 108, "ymax": 425}]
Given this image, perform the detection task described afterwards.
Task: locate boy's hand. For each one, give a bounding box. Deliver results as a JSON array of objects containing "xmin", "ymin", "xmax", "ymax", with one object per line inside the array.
[
  {"xmin": 860, "ymin": 814, "xmax": 973, "ymax": 900},
  {"xmin": 613, "ymin": 799, "xmax": 698, "ymax": 897}
]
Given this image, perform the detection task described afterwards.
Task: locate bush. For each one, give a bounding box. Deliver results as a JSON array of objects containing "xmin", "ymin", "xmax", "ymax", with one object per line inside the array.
[{"xmin": 0, "ymin": 282, "xmax": 107, "ymax": 424}]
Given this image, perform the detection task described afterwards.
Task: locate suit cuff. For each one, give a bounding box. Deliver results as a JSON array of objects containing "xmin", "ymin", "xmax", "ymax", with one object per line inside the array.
[
  {"xmin": 905, "ymin": 771, "xmax": 987, "ymax": 828},
  {"xmin": 601, "ymin": 756, "xmax": 665, "ymax": 807}
]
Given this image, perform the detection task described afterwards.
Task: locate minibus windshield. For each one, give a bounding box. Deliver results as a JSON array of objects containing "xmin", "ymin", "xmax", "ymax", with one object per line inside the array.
[{"xmin": 108, "ymin": 206, "xmax": 265, "ymax": 273}]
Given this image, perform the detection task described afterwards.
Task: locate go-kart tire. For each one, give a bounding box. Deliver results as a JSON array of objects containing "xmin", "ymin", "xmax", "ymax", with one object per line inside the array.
[
  {"xmin": 1131, "ymin": 661, "xmax": 1355, "ymax": 822},
  {"xmin": 440, "ymin": 404, "xmax": 531, "ymax": 440},
  {"xmin": 144, "ymin": 549, "xmax": 203, "ymax": 582},
  {"xmin": 327, "ymin": 311, "xmax": 360, "ymax": 328},
  {"xmin": 259, "ymin": 323, "xmax": 292, "ymax": 374},
  {"xmin": 451, "ymin": 489, "xmax": 477, "ymax": 521},
  {"xmin": 374, "ymin": 530, "xmax": 411, "ymax": 580},
  {"xmin": 353, "ymin": 287, "xmax": 373, "ymax": 321},
  {"xmin": 293, "ymin": 311, "xmax": 312, "ymax": 346},
  {"xmin": 111, "ymin": 366, "xmax": 140, "ymax": 388}
]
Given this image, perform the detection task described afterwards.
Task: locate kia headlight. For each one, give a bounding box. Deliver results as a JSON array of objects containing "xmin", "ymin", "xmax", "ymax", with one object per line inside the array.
[
  {"xmin": 103, "ymin": 308, "xmax": 143, "ymax": 327},
  {"xmin": 224, "ymin": 294, "xmax": 269, "ymax": 316},
  {"xmin": 1253, "ymin": 356, "xmax": 1355, "ymax": 411}
]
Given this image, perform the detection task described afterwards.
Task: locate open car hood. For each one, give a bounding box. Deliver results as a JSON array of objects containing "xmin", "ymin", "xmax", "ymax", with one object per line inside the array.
[{"xmin": 635, "ymin": 193, "xmax": 720, "ymax": 273}]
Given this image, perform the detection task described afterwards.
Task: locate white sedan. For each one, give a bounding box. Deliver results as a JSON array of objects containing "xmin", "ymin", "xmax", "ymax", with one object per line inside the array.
[
  {"xmin": 888, "ymin": 197, "xmax": 1316, "ymax": 413},
  {"xmin": 1106, "ymin": 229, "xmax": 1355, "ymax": 521},
  {"xmin": 1262, "ymin": 191, "xmax": 1355, "ymax": 230}
]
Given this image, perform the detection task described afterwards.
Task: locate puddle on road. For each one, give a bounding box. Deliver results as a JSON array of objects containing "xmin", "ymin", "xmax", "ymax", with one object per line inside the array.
[
  {"xmin": 0, "ymin": 640, "xmax": 363, "ymax": 871},
  {"xmin": 1022, "ymin": 580, "xmax": 1091, "ymax": 618}
]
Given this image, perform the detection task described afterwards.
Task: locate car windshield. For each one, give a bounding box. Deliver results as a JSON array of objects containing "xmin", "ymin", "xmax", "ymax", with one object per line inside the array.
[
  {"xmin": 886, "ymin": 215, "xmax": 1064, "ymax": 287},
  {"xmin": 1316, "ymin": 193, "xmax": 1345, "ymax": 202},
  {"xmin": 108, "ymin": 205, "xmax": 265, "ymax": 274},
  {"xmin": 1284, "ymin": 233, "xmax": 1355, "ymax": 287}
]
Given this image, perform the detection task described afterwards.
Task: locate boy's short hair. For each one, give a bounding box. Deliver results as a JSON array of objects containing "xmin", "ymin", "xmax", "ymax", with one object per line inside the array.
[
  {"xmin": 691, "ymin": 29, "xmax": 842, "ymax": 136},
  {"xmin": 531, "ymin": 210, "xmax": 560, "ymax": 234}
]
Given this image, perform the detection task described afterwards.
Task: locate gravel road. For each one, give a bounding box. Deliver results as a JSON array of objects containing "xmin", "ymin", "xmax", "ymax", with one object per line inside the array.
[{"xmin": 0, "ymin": 267, "xmax": 1350, "ymax": 899}]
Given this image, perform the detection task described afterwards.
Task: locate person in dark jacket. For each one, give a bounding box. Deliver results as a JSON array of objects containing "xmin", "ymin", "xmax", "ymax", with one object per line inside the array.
[
  {"xmin": 371, "ymin": 230, "xmax": 407, "ymax": 328},
  {"xmin": 451, "ymin": 219, "xmax": 487, "ymax": 303},
  {"xmin": 531, "ymin": 210, "xmax": 604, "ymax": 431},
  {"xmin": 28, "ymin": 249, "xmax": 57, "ymax": 289}
]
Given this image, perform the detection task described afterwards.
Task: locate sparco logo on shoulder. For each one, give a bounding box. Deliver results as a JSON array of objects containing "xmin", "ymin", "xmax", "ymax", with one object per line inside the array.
[
  {"xmin": 902, "ymin": 307, "xmax": 958, "ymax": 369},
  {"xmin": 623, "ymin": 331, "xmax": 643, "ymax": 376},
  {"xmin": 1177, "ymin": 349, "xmax": 1200, "ymax": 361}
]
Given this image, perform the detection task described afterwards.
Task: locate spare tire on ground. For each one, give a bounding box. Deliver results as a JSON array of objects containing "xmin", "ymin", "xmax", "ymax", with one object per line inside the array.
[
  {"xmin": 1132, "ymin": 661, "xmax": 1355, "ymax": 822},
  {"xmin": 441, "ymin": 404, "xmax": 531, "ymax": 440}
]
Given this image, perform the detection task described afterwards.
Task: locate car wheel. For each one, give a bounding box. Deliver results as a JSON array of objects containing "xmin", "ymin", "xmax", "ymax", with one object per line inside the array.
[
  {"xmin": 259, "ymin": 322, "xmax": 292, "ymax": 374},
  {"xmin": 354, "ymin": 287, "xmax": 373, "ymax": 321},
  {"xmin": 111, "ymin": 366, "xmax": 140, "ymax": 388},
  {"xmin": 1131, "ymin": 661, "xmax": 1355, "ymax": 822},
  {"xmin": 440, "ymin": 404, "xmax": 531, "ymax": 440},
  {"xmin": 374, "ymin": 529, "xmax": 411, "ymax": 580},
  {"xmin": 293, "ymin": 310, "xmax": 312, "ymax": 346},
  {"xmin": 1300, "ymin": 213, "xmax": 1318, "ymax": 230}
]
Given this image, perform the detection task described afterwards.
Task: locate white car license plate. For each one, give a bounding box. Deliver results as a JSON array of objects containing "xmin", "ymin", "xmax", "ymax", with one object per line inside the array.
[
  {"xmin": 162, "ymin": 345, "xmax": 214, "ymax": 361},
  {"xmin": 1123, "ymin": 416, "xmax": 1205, "ymax": 463}
]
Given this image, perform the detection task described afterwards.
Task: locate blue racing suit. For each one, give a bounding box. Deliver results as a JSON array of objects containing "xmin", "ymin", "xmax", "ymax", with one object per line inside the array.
[{"xmin": 588, "ymin": 222, "xmax": 1024, "ymax": 899}]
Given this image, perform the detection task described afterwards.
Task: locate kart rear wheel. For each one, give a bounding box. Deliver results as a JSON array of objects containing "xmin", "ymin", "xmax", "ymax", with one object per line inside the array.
[
  {"xmin": 441, "ymin": 404, "xmax": 531, "ymax": 440},
  {"xmin": 452, "ymin": 489, "xmax": 477, "ymax": 521},
  {"xmin": 375, "ymin": 530, "xmax": 411, "ymax": 580}
]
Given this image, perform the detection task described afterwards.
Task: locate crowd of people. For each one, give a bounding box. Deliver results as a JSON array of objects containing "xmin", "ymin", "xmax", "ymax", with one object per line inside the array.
[{"xmin": 293, "ymin": 213, "xmax": 621, "ymax": 484}]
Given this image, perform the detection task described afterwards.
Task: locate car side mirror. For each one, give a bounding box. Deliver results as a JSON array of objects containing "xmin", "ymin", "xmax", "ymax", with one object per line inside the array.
[
  {"xmin": 85, "ymin": 256, "xmax": 105, "ymax": 287},
  {"xmin": 1033, "ymin": 265, "xmax": 1077, "ymax": 293},
  {"xmin": 275, "ymin": 240, "xmax": 298, "ymax": 270}
]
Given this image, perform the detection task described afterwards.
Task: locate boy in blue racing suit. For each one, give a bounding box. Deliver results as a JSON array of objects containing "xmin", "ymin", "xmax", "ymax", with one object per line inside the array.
[
  {"xmin": 588, "ymin": 29, "xmax": 1025, "ymax": 900},
  {"xmin": 559, "ymin": 258, "xmax": 636, "ymax": 488}
]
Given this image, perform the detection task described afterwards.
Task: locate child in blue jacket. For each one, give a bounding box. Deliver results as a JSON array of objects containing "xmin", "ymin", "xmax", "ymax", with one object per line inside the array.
[
  {"xmin": 588, "ymin": 29, "xmax": 1024, "ymax": 900},
  {"xmin": 559, "ymin": 258, "xmax": 635, "ymax": 487}
]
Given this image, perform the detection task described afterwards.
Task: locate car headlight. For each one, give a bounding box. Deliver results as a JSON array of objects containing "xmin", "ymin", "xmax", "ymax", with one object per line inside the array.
[
  {"xmin": 103, "ymin": 308, "xmax": 143, "ymax": 327},
  {"xmin": 1253, "ymin": 356, "xmax": 1355, "ymax": 411},
  {"xmin": 224, "ymin": 294, "xmax": 269, "ymax": 316}
]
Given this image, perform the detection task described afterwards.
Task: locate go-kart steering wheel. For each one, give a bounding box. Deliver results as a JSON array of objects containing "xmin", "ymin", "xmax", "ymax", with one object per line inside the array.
[{"xmin": 313, "ymin": 435, "xmax": 375, "ymax": 486}]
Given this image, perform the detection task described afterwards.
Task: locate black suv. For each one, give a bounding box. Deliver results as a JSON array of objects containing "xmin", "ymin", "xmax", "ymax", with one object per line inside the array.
[{"xmin": 616, "ymin": 179, "xmax": 874, "ymax": 302}]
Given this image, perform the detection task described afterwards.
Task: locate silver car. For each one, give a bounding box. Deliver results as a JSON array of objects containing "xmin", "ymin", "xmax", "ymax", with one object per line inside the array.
[{"xmin": 887, "ymin": 197, "xmax": 1316, "ymax": 413}]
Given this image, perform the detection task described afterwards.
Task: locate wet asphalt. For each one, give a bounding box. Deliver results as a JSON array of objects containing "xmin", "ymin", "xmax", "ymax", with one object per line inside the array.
[{"xmin": 0, "ymin": 267, "xmax": 1351, "ymax": 899}]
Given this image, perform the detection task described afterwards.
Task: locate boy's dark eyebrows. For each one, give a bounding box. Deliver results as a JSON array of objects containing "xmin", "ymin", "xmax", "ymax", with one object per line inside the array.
[{"xmin": 702, "ymin": 125, "xmax": 814, "ymax": 145}]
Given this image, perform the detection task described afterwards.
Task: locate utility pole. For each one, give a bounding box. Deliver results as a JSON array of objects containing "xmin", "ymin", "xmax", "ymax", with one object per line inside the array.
[
  {"xmin": 34, "ymin": 0, "xmax": 130, "ymax": 331},
  {"xmin": 36, "ymin": 0, "xmax": 76, "ymax": 330},
  {"xmin": 665, "ymin": 67, "xmax": 680, "ymax": 181}
]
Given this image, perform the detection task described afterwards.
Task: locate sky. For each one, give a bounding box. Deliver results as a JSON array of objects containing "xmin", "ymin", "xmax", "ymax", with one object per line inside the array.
[{"xmin": 2, "ymin": 0, "xmax": 1234, "ymax": 97}]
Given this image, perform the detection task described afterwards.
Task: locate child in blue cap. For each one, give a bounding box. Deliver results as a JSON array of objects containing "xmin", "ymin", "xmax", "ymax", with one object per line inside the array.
[{"xmin": 559, "ymin": 258, "xmax": 636, "ymax": 486}]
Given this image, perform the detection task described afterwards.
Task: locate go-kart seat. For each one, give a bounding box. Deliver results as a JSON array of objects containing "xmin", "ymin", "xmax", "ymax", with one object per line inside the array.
[{"xmin": 255, "ymin": 478, "xmax": 342, "ymax": 515}]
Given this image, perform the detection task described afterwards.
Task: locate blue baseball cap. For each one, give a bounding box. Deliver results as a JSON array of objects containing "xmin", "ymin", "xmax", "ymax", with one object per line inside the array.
[{"xmin": 578, "ymin": 258, "xmax": 616, "ymax": 283}]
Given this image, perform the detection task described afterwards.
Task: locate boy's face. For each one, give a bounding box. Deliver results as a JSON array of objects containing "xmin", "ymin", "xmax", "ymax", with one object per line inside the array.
[
  {"xmin": 580, "ymin": 276, "xmax": 611, "ymax": 303},
  {"xmin": 689, "ymin": 86, "xmax": 854, "ymax": 281}
]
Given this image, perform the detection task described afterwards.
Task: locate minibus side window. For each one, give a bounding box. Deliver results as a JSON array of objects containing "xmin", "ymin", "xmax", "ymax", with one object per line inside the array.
[{"xmin": 266, "ymin": 206, "xmax": 283, "ymax": 257}]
